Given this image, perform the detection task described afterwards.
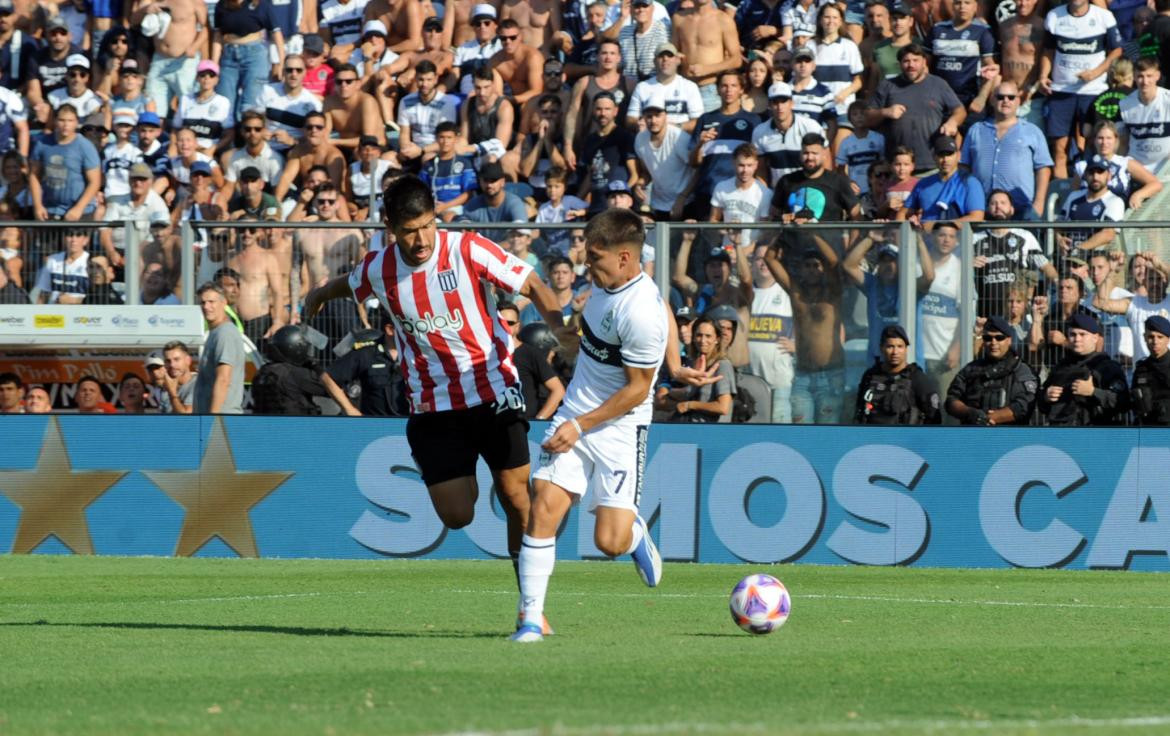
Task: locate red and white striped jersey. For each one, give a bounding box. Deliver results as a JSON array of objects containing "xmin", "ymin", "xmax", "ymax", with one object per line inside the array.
[{"xmin": 348, "ymin": 229, "xmax": 533, "ymax": 413}]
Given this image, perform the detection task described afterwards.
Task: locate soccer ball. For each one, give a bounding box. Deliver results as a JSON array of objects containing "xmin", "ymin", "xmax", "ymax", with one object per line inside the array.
[{"xmin": 729, "ymin": 574, "xmax": 791, "ymax": 635}]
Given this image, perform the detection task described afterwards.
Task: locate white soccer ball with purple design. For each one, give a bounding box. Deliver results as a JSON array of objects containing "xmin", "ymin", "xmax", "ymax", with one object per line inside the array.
[{"xmin": 729, "ymin": 573, "xmax": 790, "ymax": 635}]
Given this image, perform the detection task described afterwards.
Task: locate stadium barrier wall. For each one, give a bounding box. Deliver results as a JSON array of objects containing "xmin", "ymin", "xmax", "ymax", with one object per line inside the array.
[{"xmin": 2, "ymin": 416, "xmax": 1168, "ymax": 571}]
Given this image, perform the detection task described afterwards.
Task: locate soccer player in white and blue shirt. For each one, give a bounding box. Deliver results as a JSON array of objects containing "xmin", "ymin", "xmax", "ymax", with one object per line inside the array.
[
  {"xmin": 1038, "ymin": 0, "xmax": 1122, "ymax": 177},
  {"xmin": 513, "ymin": 208, "xmax": 669, "ymax": 643}
]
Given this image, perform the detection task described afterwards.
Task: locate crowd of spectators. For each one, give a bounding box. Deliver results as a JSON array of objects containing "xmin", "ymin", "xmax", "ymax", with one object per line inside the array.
[{"xmin": 3, "ymin": 0, "xmax": 1170, "ymax": 424}]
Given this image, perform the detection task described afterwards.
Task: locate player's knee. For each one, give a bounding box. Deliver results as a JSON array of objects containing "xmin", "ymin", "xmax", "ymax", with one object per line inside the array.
[
  {"xmin": 438, "ymin": 506, "xmax": 475, "ymax": 529},
  {"xmin": 594, "ymin": 531, "xmax": 628, "ymax": 558}
]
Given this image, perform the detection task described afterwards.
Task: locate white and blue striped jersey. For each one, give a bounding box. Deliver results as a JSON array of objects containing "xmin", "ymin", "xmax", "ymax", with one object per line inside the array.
[
  {"xmin": 563, "ymin": 272, "xmax": 667, "ymax": 425},
  {"xmin": 835, "ymin": 130, "xmax": 886, "ymax": 195},
  {"xmin": 319, "ymin": 0, "xmax": 370, "ymax": 47},
  {"xmin": 752, "ymin": 115, "xmax": 826, "ymax": 186},
  {"xmin": 808, "ymin": 37, "xmax": 863, "ymax": 112},
  {"xmin": 1044, "ymin": 4, "xmax": 1121, "ymax": 96},
  {"xmin": 929, "ymin": 19, "xmax": 996, "ymax": 102},
  {"xmin": 792, "ymin": 79, "xmax": 836, "ymax": 128},
  {"xmin": 1120, "ymin": 88, "xmax": 1170, "ymax": 170},
  {"xmin": 627, "ymin": 76, "xmax": 704, "ymax": 127}
]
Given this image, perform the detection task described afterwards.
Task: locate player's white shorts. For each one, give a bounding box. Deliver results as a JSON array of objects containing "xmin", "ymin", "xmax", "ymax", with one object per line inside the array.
[{"xmin": 532, "ymin": 416, "xmax": 649, "ymax": 512}]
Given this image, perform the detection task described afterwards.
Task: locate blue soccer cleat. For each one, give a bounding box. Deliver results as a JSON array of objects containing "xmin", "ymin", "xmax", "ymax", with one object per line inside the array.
[
  {"xmin": 509, "ymin": 622, "xmax": 544, "ymax": 643},
  {"xmin": 516, "ymin": 611, "xmax": 554, "ymax": 636},
  {"xmin": 631, "ymin": 515, "xmax": 662, "ymax": 587}
]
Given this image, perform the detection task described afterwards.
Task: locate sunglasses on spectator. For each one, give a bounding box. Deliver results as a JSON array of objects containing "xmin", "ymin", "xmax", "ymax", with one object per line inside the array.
[
  {"xmin": 305, "ymin": 123, "xmax": 326, "ymax": 130},
  {"xmin": 284, "ymin": 66, "xmax": 305, "ymax": 73},
  {"xmin": 572, "ymin": 235, "xmax": 586, "ymax": 242},
  {"xmin": 197, "ymin": 70, "xmax": 217, "ymax": 78},
  {"xmin": 68, "ymin": 70, "xmax": 89, "ymax": 78},
  {"xmin": 245, "ymin": 227, "xmax": 260, "ymax": 234},
  {"xmin": 315, "ymin": 198, "xmax": 337, "ymax": 205},
  {"xmin": 424, "ymin": 26, "xmax": 442, "ymax": 33},
  {"xmin": 500, "ymin": 34, "xmax": 519, "ymax": 41},
  {"xmin": 983, "ymin": 333, "xmax": 1011, "ymax": 342},
  {"xmin": 110, "ymin": 36, "xmax": 128, "ymax": 44},
  {"xmin": 48, "ymin": 28, "xmax": 69, "ymax": 36},
  {"xmin": 336, "ymin": 77, "xmax": 358, "ymax": 85},
  {"xmin": 243, "ymin": 125, "xmax": 264, "ymax": 132},
  {"xmin": 474, "ymin": 19, "xmax": 495, "ymax": 26},
  {"xmin": 996, "ymin": 93, "xmax": 1018, "ymax": 100}
]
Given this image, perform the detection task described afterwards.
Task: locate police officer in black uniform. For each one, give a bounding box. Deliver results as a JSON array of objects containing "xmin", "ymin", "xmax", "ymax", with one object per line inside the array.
[
  {"xmin": 322, "ymin": 316, "xmax": 409, "ymax": 417},
  {"xmin": 251, "ymin": 325, "xmax": 330, "ymax": 415},
  {"xmin": 514, "ymin": 322, "xmax": 566, "ymax": 420},
  {"xmin": 946, "ymin": 315, "xmax": 1039, "ymax": 425},
  {"xmin": 855, "ymin": 324, "xmax": 942, "ymax": 425},
  {"xmin": 1131, "ymin": 315, "xmax": 1170, "ymax": 426},
  {"xmin": 1038, "ymin": 312, "xmax": 1129, "ymax": 426}
]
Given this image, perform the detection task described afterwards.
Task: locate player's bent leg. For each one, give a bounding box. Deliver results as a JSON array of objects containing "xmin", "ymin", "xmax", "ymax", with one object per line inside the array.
[
  {"xmin": 595, "ymin": 505, "xmax": 662, "ymax": 587},
  {"xmin": 426, "ymin": 476, "xmax": 478, "ymax": 529}
]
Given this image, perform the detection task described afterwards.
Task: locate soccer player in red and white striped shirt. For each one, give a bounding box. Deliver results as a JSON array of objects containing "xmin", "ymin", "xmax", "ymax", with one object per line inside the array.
[{"xmin": 305, "ymin": 175, "xmax": 565, "ymax": 633}]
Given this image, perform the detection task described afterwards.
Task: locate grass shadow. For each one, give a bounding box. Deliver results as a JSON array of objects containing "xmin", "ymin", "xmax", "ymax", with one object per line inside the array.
[{"xmin": 0, "ymin": 620, "xmax": 502, "ymax": 639}]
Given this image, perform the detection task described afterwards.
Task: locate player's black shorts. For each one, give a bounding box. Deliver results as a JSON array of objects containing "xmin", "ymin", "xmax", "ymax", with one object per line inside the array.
[{"xmin": 406, "ymin": 394, "xmax": 531, "ymax": 486}]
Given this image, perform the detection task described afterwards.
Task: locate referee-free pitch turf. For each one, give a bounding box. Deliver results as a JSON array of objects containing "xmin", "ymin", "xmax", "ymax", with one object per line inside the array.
[{"xmin": 1, "ymin": 557, "xmax": 1169, "ymax": 736}]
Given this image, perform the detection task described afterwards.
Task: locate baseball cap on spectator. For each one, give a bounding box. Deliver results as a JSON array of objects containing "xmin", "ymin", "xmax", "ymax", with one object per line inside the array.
[
  {"xmin": 1085, "ymin": 154, "xmax": 1110, "ymax": 172},
  {"xmin": 197, "ymin": 60, "xmax": 220, "ymax": 75},
  {"xmin": 768, "ymin": 81, "xmax": 793, "ymax": 100},
  {"xmin": 0, "ymin": 0, "xmax": 15, "ymax": 14},
  {"xmin": 545, "ymin": 58, "xmax": 564, "ymax": 74},
  {"xmin": 478, "ymin": 161, "xmax": 506, "ymax": 182},
  {"xmin": 303, "ymin": 33, "xmax": 326, "ymax": 55},
  {"xmin": 793, "ymin": 46, "xmax": 815, "ymax": 62},
  {"xmin": 983, "ymin": 315, "xmax": 1013, "ymax": 337},
  {"xmin": 423, "ymin": 16, "xmax": 443, "ymax": 31},
  {"xmin": 359, "ymin": 135, "xmax": 382, "ymax": 148},
  {"xmin": 1068, "ymin": 312, "xmax": 1102, "ymax": 335},
  {"xmin": 149, "ymin": 212, "xmax": 170, "ymax": 229},
  {"xmin": 633, "ymin": 0, "xmax": 653, "ymax": 6},
  {"xmin": 113, "ymin": 111, "xmax": 138, "ymax": 127},
  {"xmin": 655, "ymin": 42, "xmax": 679, "ymax": 57},
  {"xmin": 511, "ymin": 228, "xmax": 532, "ymax": 237},
  {"xmin": 190, "ymin": 161, "xmax": 213, "ymax": 177},
  {"xmin": 362, "ymin": 20, "xmax": 387, "ymax": 38},
  {"xmin": 120, "ymin": 58, "xmax": 141, "ymax": 75},
  {"xmin": 606, "ymin": 179, "xmax": 632, "ymax": 195},
  {"xmin": 263, "ymin": 207, "xmax": 281, "ymax": 221},
  {"xmin": 144, "ymin": 352, "xmax": 165, "ymax": 368},
  {"xmin": 642, "ymin": 91, "xmax": 668, "ymax": 113},
  {"xmin": 66, "ymin": 53, "xmax": 90, "ymax": 70},
  {"xmin": 46, "ymin": 15, "xmax": 69, "ymax": 32},
  {"xmin": 880, "ymin": 324, "xmax": 911, "ymax": 344},
  {"xmin": 1065, "ymin": 255, "xmax": 1088, "ymax": 269},
  {"xmin": 674, "ymin": 306, "xmax": 697, "ymax": 325},
  {"xmin": 137, "ymin": 111, "xmax": 162, "ymax": 127},
  {"xmin": 129, "ymin": 162, "xmax": 153, "ymax": 179},
  {"xmin": 877, "ymin": 243, "xmax": 899, "ymax": 259},
  {"xmin": 705, "ymin": 246, "xmax": 732, "ymax": 264},
  {"xmin": 890, "ymin": 1, "xmax": 912, "ymax": 14},
  {"xmin": 471, "ymin": 3, "xmax": 497, "ymax": 21},
  {"xmin": 932, "ymin": 135, "xmax": 958, "ymax": 155},
  {"xmin": 1146, "ymin": 315, "xmax": 1170, "ymax": 337},
  {"xmin": 81, "ymin": 112, "xmax": 107, "ymax": 132},
  {"xmin": 240, "ymin": 166, "xmax": 263, "ymax": 181}
]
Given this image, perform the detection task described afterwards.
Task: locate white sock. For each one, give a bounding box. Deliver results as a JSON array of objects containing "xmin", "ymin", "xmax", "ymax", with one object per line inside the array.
[
  {"xmin": 518, "ymin": 534, "xmax": 556, "ymax": 624},
  {"xmin": 624, "ymin": 516, "xmax": 644, "ymax": 556}
]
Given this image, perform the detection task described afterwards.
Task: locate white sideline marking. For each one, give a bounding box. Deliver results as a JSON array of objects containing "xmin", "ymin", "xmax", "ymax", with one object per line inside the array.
[
  {"xmin": 0, "ymin": 591, "xmax": 369, "ymax": 609},
  {"xmin": 448, "ymin": 588, "xmax": 1170, "ymax": 612},
  {"xmin": 439, "ymin": 715, "xmax": 1170, "ymax": 735}
]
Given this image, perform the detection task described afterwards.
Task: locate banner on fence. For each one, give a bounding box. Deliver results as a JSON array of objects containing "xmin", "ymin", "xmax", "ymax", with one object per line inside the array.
[{"xmin": 1, "ymin": 416, "xmax": 1167, "ymax": 570}]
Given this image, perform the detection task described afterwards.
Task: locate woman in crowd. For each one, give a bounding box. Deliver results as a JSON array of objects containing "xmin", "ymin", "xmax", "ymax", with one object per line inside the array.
[
  {"xmin": 668, "ymin": 316, "xmax": 735, "ymax": 423},
  {"xmin": 741, "ymin": 54, "xmax": 772, "ymax": 114},
  {"xmin": 212, "ymin": 0, "xmax": 287, "ymax": 123}
]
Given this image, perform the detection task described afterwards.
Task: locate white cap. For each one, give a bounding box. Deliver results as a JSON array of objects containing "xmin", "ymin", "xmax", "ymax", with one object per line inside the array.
[
  {"xmin": 361, "ymin": 19, "xmax": 387, "ymax": 37},
  {"xmin": 471, "ymin": 3, "xmax": 497, "ymax": 19},
  {"xmin": 113, "ymin": 111, "xmax": 138, "ymax": 126},
  {"xmin": 65, "ymin": 53, "xmax": 90, "ymax": 70},
  {"xmin": 641, "ymin": 91, "xmax": 668, "ymax": 113},
  {"xmin": 767, "ymin": 81, "xmax": 793, "ymax": 100}
]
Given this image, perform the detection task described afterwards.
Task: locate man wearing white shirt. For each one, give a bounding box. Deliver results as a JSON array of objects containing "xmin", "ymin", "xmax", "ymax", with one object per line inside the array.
[
  {"xmin": 1120, "ymin": 58, "xmax": 1170, "ymax": 173},
  {"xmin": 47, "ymin": 54, "xmax": 103, "ymax": 120},
  {"xmin": 100, "ymin": 162, "xmax": 171, "ymax": 268},
  {"xmin": 633, "ymin": 92, "xmax": 694, "ymax": 219},
  {"xmin": 626, "ymin": 42, "xmax": 703, "ymax": 132},
  {"xmin": 710, "ymin": 143, "xmax": 772, "ymax": 253},
  {"xmin": 397, "ymin": 60, "xmax": 459, "ymax": 162},
  {"xmin": 255, "ymin": 54, "xmax": 323, "ymax": 154}
]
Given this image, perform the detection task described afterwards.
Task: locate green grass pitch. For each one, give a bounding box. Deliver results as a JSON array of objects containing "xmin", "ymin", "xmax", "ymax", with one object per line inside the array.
[{"xmin": 1, "ymin": 556, "xmax": 1169, "ymax": 735}]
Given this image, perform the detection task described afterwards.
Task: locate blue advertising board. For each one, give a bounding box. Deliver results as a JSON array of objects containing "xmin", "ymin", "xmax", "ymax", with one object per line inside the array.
[{"xmin": 1, "ymin": 416, "xmax": 1168, "ymax": 570}]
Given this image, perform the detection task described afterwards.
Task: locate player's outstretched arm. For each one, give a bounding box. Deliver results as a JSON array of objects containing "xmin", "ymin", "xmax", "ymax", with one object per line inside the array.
[
  {"xmin": 522, "ymin": 270, "xmax": 572, "ymax": 335},
  {"xmin": 303, "ymin": 275, "xmax": 352, "ymax": 320}
]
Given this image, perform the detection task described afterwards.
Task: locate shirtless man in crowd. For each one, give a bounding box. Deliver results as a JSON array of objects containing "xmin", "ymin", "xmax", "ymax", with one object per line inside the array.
[
  {"xmin": 132, "ymin": 0, "xmax": 207, "ymax": 116},
  {"xmin": 364, "ymin": 0, "xmax": 425, "ymax": 53},
  {"xmin": 998, "ymin": 0, "xmax": 1044, "ymax": 106},
  {"xmin": 275, "ymin": 112, "xmax": 348, "ymax": 201},
  {"xmin": 324, "ymin": 63, "xmax": 385, "ymax": 156},
  {"xmin": 500, "ymin": 0, "xmax": 561, "ymax": 54},
  {"xmin": 443, "ymin": 0, "xmax": 484, "ymax": 49},
  {"xmin": 291, "ymin": 183, "xmax": 365, "ymax": 307},
  {"xmin": 490, "ymin": 18, "xmax": 545, "ymax": 106},
  {"xmin": 672, "ymin": 0, "xmax": 742, "ymax": 112},
  {"xmin": 763, "ymin": 233, "xmax": 847, "ymax": 425},
  {"xmin": 228, "ymin": 225, "xmax": 286, "ymax": 346},
  {"xmin": 383, "ymin": 16, "xmax": 456, "ymax": 93}
]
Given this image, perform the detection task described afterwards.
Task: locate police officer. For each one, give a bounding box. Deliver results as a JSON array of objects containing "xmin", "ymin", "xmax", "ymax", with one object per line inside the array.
[
  {"xmin": 946, "ymin": 315, "xmax": 1039, "ymax": 426},
  {"xmin": 1131, "ymin": 315, "xmax": 1170, "ymax": 426},
  {"xmin": 1038, "ymin": 312, "xmax": 1129, "ymax": 426},
  {"xmin": 251, "ymin": 325, "xmax": 330, "ymax": 415},
  {"xmin": 855, "ymin": 325, "xmax": 942, "ymax": 425},
  {"xmin": 514, "ymin": 322, "xmax": 565, "ymax": 420},
  {"xmin": 321, "ymin": 317, "xmax": 409, "ymax": 417}
]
